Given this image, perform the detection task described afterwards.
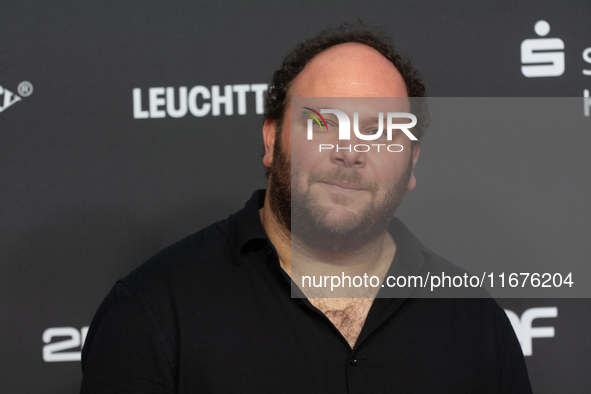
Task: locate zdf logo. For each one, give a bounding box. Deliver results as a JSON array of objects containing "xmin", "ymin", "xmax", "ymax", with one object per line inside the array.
[
  {"xmin": 505, "ymin": 307, "xmax": 557, "ymax": 356},
  {"xmin": 42, "ymin": 326, "xmax": 89, "ymax": 362},
  {"xmin": 521, "ymin": 20, "xmax": 565, "ymax": 78}
]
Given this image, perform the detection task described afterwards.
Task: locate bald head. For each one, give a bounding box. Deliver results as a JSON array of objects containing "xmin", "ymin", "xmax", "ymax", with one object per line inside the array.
[{"xmin": 289, "ymin": 43, "xmax": 408, "ymax": 98}]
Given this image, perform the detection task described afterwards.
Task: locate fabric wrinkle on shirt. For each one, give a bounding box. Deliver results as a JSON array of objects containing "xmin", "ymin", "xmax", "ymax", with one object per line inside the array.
[{"xmin": 80, "ymin": 189, "xmax": 532, "ymax": 394}]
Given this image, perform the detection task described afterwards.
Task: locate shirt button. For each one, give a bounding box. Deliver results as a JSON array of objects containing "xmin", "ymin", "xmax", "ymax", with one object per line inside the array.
[
  {"xmin": 350, "ymin": 358, "xmax": 357, "ymax": 366},
  {"xmin": 267, "ymin": 249, "xmax": 273, "ymax": 256}
]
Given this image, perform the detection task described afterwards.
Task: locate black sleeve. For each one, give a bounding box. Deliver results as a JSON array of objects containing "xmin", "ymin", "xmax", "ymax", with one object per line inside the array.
[
  {"xmin": 497, "ymin": 304, "xmax": 533, "ymax": 394},
  {"xmin": 80, "ymin": 282, "xmax": 176, "ymax": 394}
]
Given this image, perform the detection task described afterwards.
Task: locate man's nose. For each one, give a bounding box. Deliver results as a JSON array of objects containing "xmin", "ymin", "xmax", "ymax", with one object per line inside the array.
[{"xmin": 329, "ymin": 140, "xmax": 366, "ymax": 168}]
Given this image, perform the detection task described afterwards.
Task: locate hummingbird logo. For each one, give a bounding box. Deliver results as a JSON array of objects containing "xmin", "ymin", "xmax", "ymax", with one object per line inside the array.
[{"xmin": 302, "ymin": 107, "xmax": 329, "ymax": 130}]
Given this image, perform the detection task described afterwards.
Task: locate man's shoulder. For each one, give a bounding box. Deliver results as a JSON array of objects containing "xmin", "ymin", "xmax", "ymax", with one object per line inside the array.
[
  {"xmin": 405, "ymin": 244, "xmax": 511, "ymax": 332},
  {"xmin": 389, "ymin": 217, "xmax": 468, "ymax": 276},
  {"xmin": 117, "ymin": 190, "xmax": 267, "ymax": 301},
  {"xmin": 389, "ymin": 217, "xmax": 491, "ymax": 298},
  {"xmin": 421, "ymin": 245, "xmax": 468, "ymax": 276},
  {"xmin": 119, "ymin": 215, "xmax": 238, "ymax": 297}
]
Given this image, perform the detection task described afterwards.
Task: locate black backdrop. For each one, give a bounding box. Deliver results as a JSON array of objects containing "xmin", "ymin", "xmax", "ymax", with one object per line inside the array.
[{"xmin": 1, "ymin": 1, "xmax": 590, "ymax": 393}]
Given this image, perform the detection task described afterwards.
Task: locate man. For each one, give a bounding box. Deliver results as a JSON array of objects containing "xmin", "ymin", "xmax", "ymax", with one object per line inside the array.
[{"xmin": 80, "ymin": 24, "xmax": 532, "ymax": 393}]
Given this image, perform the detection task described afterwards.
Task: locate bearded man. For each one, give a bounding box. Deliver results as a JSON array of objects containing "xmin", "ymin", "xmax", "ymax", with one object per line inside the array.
[{"xmin": 80, "ymin": 24, "xmax": 532, "ymax": 394}]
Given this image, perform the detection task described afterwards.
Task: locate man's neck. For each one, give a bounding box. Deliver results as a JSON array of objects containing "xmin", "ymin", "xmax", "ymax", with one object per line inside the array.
[
  {"xmin": 259, "ymin": 192, "xmax": 293, "ymax": 275},
  {"xmin": 259, "ymin": 191, "xmax": 396, "ymax": 289},
  {"xmin": 260, "ymin": 190, "xmax": 397, "ymax": 348}
]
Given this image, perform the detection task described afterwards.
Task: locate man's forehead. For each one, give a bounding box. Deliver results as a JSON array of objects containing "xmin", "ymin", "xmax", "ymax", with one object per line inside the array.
[
  {"xmin": 289, "ymin": 42, "xmax": 408, "ymax": 99},
  {"xmin": 295, "ymin": 97, "xmax": 411, "ymax": 114}
]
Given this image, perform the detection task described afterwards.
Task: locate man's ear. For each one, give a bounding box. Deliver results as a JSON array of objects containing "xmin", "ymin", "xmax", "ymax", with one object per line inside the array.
[
  {"xmin": 262, "ymin": 118, "xmax": 277, "ymax": 169},
  {"xmin": 407, "ymin": 143, "xmax": 421, "ymax": 191}
]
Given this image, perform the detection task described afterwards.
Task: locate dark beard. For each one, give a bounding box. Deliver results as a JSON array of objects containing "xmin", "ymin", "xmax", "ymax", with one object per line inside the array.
[
  {"xmin": 268, "ymin": 133, "xmax": 293, "ymax": 232},
  {"xmin": 268, "ymin": 134, "xmax": 413, "ymax": 253}
]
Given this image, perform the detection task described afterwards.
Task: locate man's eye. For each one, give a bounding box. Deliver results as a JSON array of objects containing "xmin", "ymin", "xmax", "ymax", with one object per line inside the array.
[
  {"xmin": 362, "ymin": 129, "xmax": 386, "ymax": 138},
  {"xmin": 306, "ymin": 121, "xmax": 324, "ymax": 130}
]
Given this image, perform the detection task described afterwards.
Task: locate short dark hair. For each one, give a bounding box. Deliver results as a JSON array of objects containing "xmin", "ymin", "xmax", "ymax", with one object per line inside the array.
[{"xmin": 263, "ymin": 22, "xmax": 428, "ymax": 140}]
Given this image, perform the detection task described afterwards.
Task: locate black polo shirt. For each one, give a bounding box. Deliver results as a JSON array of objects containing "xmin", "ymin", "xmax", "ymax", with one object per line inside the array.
[{"xmin": 80, "ymin": 190, "xmax": 532, "ymax": 393}]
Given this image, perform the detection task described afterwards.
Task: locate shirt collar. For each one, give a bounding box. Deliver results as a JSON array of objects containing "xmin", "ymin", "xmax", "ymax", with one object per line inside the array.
[
  {"xmin": 387, "ymin": 216, "xmax": 425, "ymax": 275},
  {"xmin": 232, "ymin": 189, "xmax": 426, "ymax": 275},
  {"xmin": 232, "ymin": 189, "xmax": 270, "ymax": 264}
]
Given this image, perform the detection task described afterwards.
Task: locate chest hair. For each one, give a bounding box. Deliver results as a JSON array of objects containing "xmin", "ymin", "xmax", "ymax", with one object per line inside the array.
[{"xmin": 308, "ymin": 297, "xmax": 374, "ymax": 348}]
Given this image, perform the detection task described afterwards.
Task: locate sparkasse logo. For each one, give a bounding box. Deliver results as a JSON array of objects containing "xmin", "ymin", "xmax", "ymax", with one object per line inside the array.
[
  {"xmin": 521, "ymin": 20, "xmax": 565, "ymax": 78},
  {"xmin": 519, "ymin": 20, "xmax": 591, "ymax": 116}
]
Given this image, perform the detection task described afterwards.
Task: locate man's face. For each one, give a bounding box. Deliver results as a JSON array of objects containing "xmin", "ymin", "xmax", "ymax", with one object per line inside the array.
[{"xmin": 264, "ymin": 43, "xmax": 420, "ymax": 250}]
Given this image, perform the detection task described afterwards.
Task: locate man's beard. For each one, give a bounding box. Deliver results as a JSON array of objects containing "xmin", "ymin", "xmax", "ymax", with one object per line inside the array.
[{"xmin": 268, "ymin": 135, "xmax": 413, "ymax": 253}]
